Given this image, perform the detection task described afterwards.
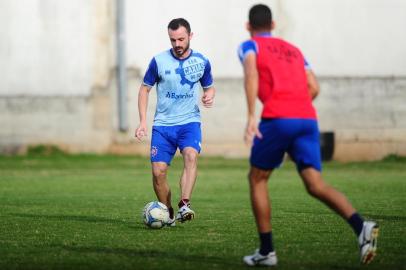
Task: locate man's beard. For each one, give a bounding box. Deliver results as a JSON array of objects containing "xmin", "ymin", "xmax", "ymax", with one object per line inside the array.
[{"xmin": 174, "ymin": 42, "xmax": 190, "ymax": 58}]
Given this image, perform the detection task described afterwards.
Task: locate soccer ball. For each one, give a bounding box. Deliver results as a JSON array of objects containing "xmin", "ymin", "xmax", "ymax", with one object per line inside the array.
[{"xmin": 142, "ymin": 201, "xmax": 169, "ymax": 229}]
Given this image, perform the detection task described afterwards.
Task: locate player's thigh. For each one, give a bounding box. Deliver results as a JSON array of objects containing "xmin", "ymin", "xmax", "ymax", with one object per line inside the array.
[
  {"xmin": 178, "ymin": 122, "xmax": 202, "ymax": 154},
  {"xmin": 150, "ymin": 127, "xmax": 177, "ymax": 165},
  {"xmin": 250, "ymin": 120, "xmax": 291, "ymax": 170}
]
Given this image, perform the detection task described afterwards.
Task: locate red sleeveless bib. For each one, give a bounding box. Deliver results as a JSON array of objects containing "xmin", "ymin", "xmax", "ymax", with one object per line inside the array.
[{"xmin": 253, "ymin": 36, "xmax": 317, "ymax": 119}]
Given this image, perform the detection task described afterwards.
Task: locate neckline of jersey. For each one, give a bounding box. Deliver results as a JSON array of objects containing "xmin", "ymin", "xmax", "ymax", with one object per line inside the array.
[
  {"xmin": 169, "ymin": 49, "xmax": 193, "ymax": 61},
  {"xmin": 254, "ymin": 32, "xmax": 272, "ymax": 37}
]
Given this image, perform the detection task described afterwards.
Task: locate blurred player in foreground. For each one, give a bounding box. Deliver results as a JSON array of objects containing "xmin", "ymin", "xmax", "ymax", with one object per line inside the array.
[
  {"xmin": 238, "ymin": 4, "xmax": 378, "ymax": 266},
  {"xmin": 135, "ymin": 18, "xmax": 215, "ymax": 226}
]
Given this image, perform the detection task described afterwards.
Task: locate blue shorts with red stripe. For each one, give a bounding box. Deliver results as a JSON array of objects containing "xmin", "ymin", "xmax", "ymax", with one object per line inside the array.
[{"xmin": 250, "ymin": 119, "xmax": 322, "ymax": 172}]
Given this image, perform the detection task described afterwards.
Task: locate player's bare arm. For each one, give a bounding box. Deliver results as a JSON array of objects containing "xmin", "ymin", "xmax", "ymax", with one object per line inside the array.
[
  {"xmin": 243, "ymin": 52, "xmax": 262, "ymax": 145},
  {"xmin": 306, "ymin": 69, "xmax": 320, "ymax": 100},
  {"xmin": 202, "ymin": 87, "xmax": 215, "ymax": 108},
  {"xmin": 135, "ymin": 84, "xmax": 151, "ymax": 141}
]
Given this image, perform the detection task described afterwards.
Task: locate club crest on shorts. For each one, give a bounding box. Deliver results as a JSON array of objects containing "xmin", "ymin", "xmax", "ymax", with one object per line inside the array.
[{"xmin": 151, "ymin": 146, "xmax": 158, "ymax": 157}]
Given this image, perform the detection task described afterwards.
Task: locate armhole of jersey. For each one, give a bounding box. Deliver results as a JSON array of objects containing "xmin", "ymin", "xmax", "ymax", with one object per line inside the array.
[
  {"xmin": 143, "ymin": 57, "xmax": 159, "ymax": 86},
  {"xmin": 200, "ymin": 59, "xmax": 213, "ymax": 88},
  {"xmin": 238, "ymin": 40, "xmax": 257, "ymax": 63},
  {"xmin": 304, "ymin": 58, "xmax": 312, "ymax": 70}
]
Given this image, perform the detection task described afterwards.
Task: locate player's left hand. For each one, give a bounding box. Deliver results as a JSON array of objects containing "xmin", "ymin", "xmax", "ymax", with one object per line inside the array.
[{"xmin": 202, "ymin": 87, "xmax": 215, "ymax": 108}]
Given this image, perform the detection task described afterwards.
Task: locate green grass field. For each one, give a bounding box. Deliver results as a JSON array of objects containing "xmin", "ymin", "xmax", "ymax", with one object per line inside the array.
[{"xmin": 0, "ymin": 152, "xmax": 405, "ymax": 270}]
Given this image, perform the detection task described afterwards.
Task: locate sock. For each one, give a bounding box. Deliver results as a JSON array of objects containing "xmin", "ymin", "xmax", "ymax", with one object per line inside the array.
[
  {"xmin": 178, "ymin": 199, "xmax": 190, "ymax": 208},
  {"xmin": 347, "ymin": 212, "xmax": 364, "ymax": 236},
  {"xmin": 168, "ymin": 207, "xmax": 174, "ymax": 219},
  {"xmin": 259, "ymin": 231, "xmax": 274, "ymax": 255}
]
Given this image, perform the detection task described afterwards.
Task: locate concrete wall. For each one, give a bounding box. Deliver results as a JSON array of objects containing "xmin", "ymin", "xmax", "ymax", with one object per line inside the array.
[
  {"xmin": 0, "ymin": 0, "xmax": 115, "ymax": 153},
  {"xmin": 317, "ymin": 77, "xmax": 406, "ymax": 161},
  {"xmin": 1, "ymin": 1, "xmax": 91, "ymax": 96},
  {"xmin": 128, "ymin": 0, "xmax": 406, "ymax": 77},
  {"xmin": 0, "ymin": 91, "xmax": 112, "ymax": 153},
  {"xmin": 1, "ymin": 0, "xmax": 406, "ymax": 160},
  {"xmin": 116, "ymin": 76, "xmax": 406, "ymax": 161}
]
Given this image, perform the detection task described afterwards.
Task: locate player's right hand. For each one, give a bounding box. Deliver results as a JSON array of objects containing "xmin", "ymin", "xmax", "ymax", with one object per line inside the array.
[
  {"xmin": 135, "ymin": 124, "xmax": 148, "ymax": 141},
  {"xmin": 244, "ymin": 117, "xmax": 262, "ymax": 146}
]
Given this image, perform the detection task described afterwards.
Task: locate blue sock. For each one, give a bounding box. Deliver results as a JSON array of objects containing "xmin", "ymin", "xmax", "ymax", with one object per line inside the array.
[
  {"xmin": 259, "ymin": 232, "xmax": 274, "ymax": 255},
  {"xmin": 347, "ymin": 213, "xmax": 364, "ymax": 236}
]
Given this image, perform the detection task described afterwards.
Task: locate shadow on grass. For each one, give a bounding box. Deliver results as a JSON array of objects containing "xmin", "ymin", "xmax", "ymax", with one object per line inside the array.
[
  {"xmin": 363, "ymin": 214, "xmax": 406, "ymax": 222},
  {"xmin": 60, "ymin": 245, "xmax": 239, "ymax": 267},
  {"xmin": 281, "ymin": 211, "xmax": 406, "ymax": 222},
  {"xmin": 9, "ymin": 213, "xmax": 190, "ymax": 231},
  {"xmin": 10, "ymin": 213, "xmax": 136, "ymax": 226},
  {"xmin": 59, "ymin": 245, "xmax": 365, "ymax": 270}
]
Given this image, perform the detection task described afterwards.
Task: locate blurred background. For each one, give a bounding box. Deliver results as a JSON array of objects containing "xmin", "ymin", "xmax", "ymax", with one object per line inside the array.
[{"xmin": 1, "ymin": 0, "xmax": 405, "ymax": 161}]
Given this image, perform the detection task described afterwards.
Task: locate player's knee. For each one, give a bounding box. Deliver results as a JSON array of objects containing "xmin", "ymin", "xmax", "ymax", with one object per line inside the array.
[
  {"xmin": 183, "ymin": 150, "xmax": 198, "ymax": 165},
  {"xmin": 248, "ymin": 168, "xmax": 270, "ymax": 183},
  {"xmin": 152, "ymin": 166, "xmax": 167, "ymax": 180},
  {"xmin": 306, "ymin": 182, "xmax": 327, "ymax": 198}
]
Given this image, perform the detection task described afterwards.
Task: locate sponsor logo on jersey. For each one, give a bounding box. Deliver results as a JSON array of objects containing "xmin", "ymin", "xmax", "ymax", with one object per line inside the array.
[{"xmin": 165, "ymin": 92, "xmax": 194, "ymax": 99}]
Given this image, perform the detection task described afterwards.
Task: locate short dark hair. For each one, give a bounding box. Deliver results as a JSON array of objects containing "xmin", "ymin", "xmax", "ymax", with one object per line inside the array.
[
  {"xmin": 249, "ymin": 4, "xmax": 272, "ymax": 30},
  {"xmin": 168, "ymin": 18, "xmax": 191, "ymax": 34}
]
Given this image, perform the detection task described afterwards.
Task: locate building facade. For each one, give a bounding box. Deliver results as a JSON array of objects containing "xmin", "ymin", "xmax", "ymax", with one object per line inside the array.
[{"xmin": 1, "ymin": 0, "xmax": 405, "ymax": 160}]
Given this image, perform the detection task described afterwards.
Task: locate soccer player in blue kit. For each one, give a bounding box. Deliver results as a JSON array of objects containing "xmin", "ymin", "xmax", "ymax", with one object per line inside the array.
[{"xmin": 135, "ymin": 18, "xmax": 215, "ymax": 226}]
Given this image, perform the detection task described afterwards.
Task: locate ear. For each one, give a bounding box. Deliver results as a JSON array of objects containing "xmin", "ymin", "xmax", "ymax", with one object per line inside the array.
[
  {"xmin": 189, "ymin": 31, "xmax": 194, "ymax": 40},
  {"xmin": 271, "ymin": 21, "xmax": 275, "ymax": 31},
  {"xmin": 246, "ymin": 22, "xmax": 252, "ymax": 32}
]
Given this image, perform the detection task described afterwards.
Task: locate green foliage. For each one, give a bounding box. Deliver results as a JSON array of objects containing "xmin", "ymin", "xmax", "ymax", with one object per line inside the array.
[
  {"xmin": 26, "ymin": 145, "xmax": 67, "ymax": 156},
  {"xmin": 382, "ymin": 154, "xmax": 406, "ymax": 163},
  {"xmin": 0, "ymin": 155, "xmax": 405, "ymax": 269}
]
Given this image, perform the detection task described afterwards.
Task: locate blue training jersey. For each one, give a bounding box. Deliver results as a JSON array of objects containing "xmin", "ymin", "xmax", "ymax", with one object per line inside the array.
[{"xmin": 143, "ymin": 49, "xmax": 214, "ymax": 126}]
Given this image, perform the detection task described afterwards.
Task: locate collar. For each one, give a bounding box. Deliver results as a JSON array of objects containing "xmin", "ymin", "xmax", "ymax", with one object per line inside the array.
[
  {"xmin": 254, "ymin": 32, "xmax": 272, "ymax": 37},
  {"xmin": 169, "ymin": 49, "xmax": 193, "ymax": 61}
]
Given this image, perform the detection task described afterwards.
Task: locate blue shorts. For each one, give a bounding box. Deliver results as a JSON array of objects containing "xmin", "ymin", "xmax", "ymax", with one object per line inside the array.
[
  {"xmin": 150, "ymin": 122, "xmax": 201, "ymax": 165},
  {"xmin": 250, "ymin": 119, "xmax": 322, "ymax": 172}
]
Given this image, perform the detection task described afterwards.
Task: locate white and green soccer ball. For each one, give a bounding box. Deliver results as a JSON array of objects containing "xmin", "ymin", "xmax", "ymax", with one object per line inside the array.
[{"xmin": 142, "ymin": 201, "xmax": 169, "ymax": 229}]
